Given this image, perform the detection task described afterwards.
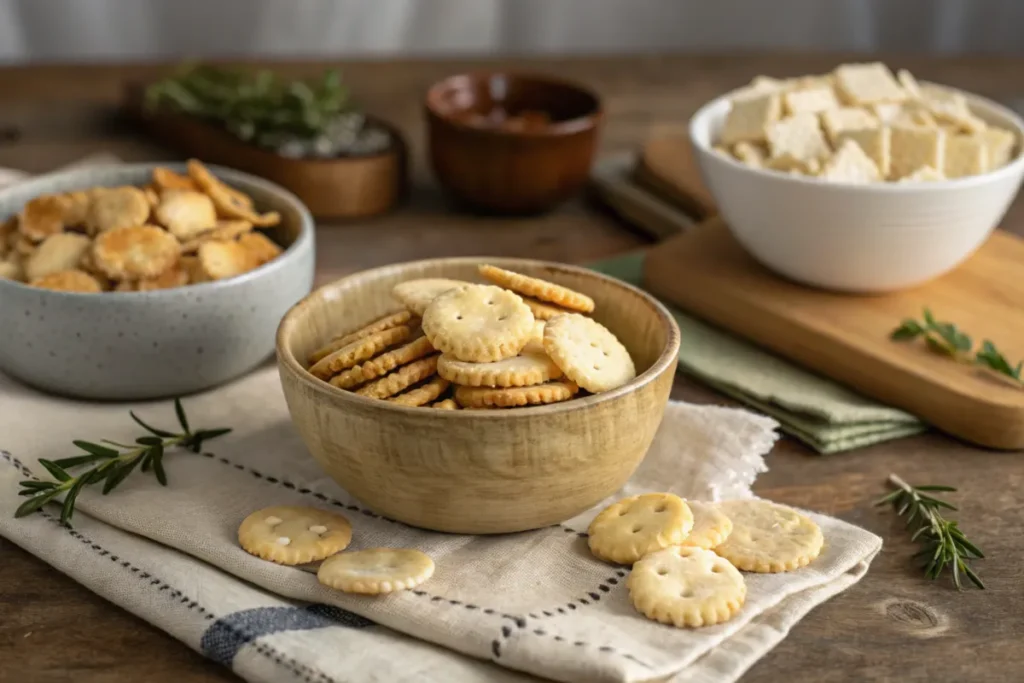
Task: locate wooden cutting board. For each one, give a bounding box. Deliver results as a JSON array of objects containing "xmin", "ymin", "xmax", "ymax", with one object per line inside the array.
[{"xmin": 619, "ymin": 133, "xmax": 1024, "ymax": 450}]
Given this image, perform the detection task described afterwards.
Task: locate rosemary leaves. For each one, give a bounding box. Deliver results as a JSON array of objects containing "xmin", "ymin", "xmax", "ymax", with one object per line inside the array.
[
  {"xmin": 876, "ymin": 473, "xmax": 984, "ymax": 590},
  {"xmin": 15, "ymin": 399, "xmax": 231, "ymax": 526}
]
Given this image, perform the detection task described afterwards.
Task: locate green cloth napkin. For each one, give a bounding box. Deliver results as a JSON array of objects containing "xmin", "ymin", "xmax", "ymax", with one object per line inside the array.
[{"xmin": 588, "ymin": 252, "xmax": 926, "ymax": 453}]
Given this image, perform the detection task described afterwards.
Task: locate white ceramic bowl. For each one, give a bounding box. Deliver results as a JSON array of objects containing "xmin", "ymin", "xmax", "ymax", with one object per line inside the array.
[{"xmin": 689, "ymin": 84, "xmax": 1024, "ymax": 292}]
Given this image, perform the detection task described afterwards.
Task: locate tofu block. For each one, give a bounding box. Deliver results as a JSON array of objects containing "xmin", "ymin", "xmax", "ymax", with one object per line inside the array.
[
  {"xmin": 765, "ymin": 113, "xmax": 831, "ymax": 162},
  {"xmin": 821, "ymin": 107, "xmax": 879, "ymax": 143},
  {"xmin": 721, "ymin": 92, "xmax": 782, "ymax": 145},
  {"xmin": 890, "ymin": 125, "xmax": 946, "ymax": 180},
  {"xmin": 783, "ymin": 86, "xmax": 840, "ymax": 115},
  {"xmin": 836, "ymin": 127, "xmax": 892, "ymax": 177},
  {"xmin": 944, "ymin": 135, "xmax": 989, "ymax": 178},
  {"xmin": 834, "ymin": 62, "xmax": 908, "ymax": 105},
  {"xmin": 819, "ymin": 139, "xmax": 881, "ymax": 184}
]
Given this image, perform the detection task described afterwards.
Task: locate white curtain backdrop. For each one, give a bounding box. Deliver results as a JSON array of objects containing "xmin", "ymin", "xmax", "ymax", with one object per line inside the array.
[{"xmin": 0, "ymin": 0, "xmax": 1022, "ymax": 62}]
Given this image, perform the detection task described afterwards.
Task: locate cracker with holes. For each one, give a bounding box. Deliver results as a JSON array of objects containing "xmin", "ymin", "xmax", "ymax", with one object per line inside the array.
[
  {"xmin": 720, "ymin": 92, "xmax": 782, "ymax": 146},
  {"xmin": 438, "ymin": 349, "xmax": 562, "ymax": 388},
  {"xmin": 543, "ymin": 313, "xmax": 635, "ymax": 393},
  {"xmin": 422, "ymin": 284, "xmax": 535, "ymax": 363},
  {"xmin": 890, "ymin": 125, "xmax": 946, "ymax": 180},
  {"xmin": 765, "ymin": 113, "xmax": 831, "ymax": 164},
  {"xmin": 628, "ymin": 546, "xmax": 746, "ymax": 628},
  {"xmin": 478, "ymin": 264, "xmax": 595, "ymax": 313},
  {"xmin": 238, "ymin": 505, "xmax": 352, "ymax": 566},
  {"xmin": 355, "ymin": 355, "xmax": 440, "ymax": 399},
  {"xmin": 393, "ymin": 278, "xmax": 470, "ymax": 316},
  {"xmin": 679, "ymin": 500, "xmax": 734, "ymax": 550},
  {"xmin": 712, "ymin": 499, "xmax": 823, "ymax": 573},
  {"xmin": 453, "ymin": 379, "xmax": 578, "ymax": 408},
  {"xmin": 819, "ymin": 139, "xmax": 881, "ymax": 184},
  {"xmin": 318, "ymin": 548, "xmax": 435, "ymax": 594},
  {"xmin": 836, "ymin": 127, "xmax": 891, "ymax": 178},
  {"xmin": 588, "ymin": 493, "xmax": 694, "ymax": 565},
  {"xmin": 389, "ymin": 376, "xmax": 451, "ymax": 406},
  {"xmin": 783, "ymin": 86, "xmax": 839, "ymax": 116},
  {"xmin": 329, "ymin": 336, "xmax": 435, "ymax": 389},
  {"xmin": 944, "ymin": 134, "xmax": 989, "ymax": 178},
  {"xmin": 834, "ymin": 62, "xmax": 907, "ymax": 105},
  {"xmin": 309, "ymin": 326, "xmax": 413, "ymax": 380}
]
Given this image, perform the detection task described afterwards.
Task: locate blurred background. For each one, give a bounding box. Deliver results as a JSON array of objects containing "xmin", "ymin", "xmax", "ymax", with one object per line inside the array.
[{"xmin": 1, "ymin": 0, "xmax": 1023, "ymax": 62}]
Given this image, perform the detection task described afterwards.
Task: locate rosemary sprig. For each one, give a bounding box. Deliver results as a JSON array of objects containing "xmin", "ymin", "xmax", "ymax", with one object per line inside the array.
[
  {"xmin": 14, "ymin": 399, "xmax": 231, "ymax": 526},
  {"xmin": 875, "ymin": 473, "xmax": 985, "ymax": 590},
  {"xmin": 891, "ymin": 308, "xmax": 1023, "ymax": 385}
]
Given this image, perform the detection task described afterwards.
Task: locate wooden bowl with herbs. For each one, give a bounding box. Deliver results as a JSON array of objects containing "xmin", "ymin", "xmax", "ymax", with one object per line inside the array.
[{"xmin": 124, "ymin": 66, "xmax": 407, "ymax": 219}]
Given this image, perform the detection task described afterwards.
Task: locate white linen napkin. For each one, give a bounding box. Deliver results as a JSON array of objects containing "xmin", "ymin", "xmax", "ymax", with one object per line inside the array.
[{"xmin": 0, "ymin": 365, "xmax": 881, "ymax": 683}]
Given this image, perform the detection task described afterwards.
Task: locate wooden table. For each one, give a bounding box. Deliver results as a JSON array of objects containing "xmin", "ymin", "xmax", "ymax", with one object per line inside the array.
[{"xmin": 1, "ymin": 56, "xmax": 1022, "ymax": 683}]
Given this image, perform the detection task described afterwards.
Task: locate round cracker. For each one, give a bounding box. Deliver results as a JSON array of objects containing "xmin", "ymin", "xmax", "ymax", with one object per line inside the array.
[
  {"xmin": 437, "ymin": 350, "xmax": 562, "ymax": 388},
  {"xmin": 712, "ymin": 500, "xmax": 823, "ymax": 573},
  {"xmin": 588, "ymin": 493, "xmax": 694, "ymax": 565},
  {"xmin": 155, "ymin": 189, "xmax": 217, "ymax": 241},
  {"xmin": 24, "ymin": 232, "xmax": 91, "ymax": 282},
  {"xmin": 308, "ymin": 326, "xmax": 413, "ymax": 380},
  {"xmin": 187, "ymin": 159, "xmax": 254, "ymax": 208},
  {"xmin": 310, "ymin": 310, "xmax": 416, "ymax": 365},
  {"xmin": 134, "ymin": 262, "xmax": 191, "ymax": 292},
  {"xmin": 354, "ymin": 355, "xmax": 440, "ymax": 399},
  {"xmin": 328, "ymin": 336, "xmax": 435, "ymax": 389},
  {"xmin": 392, "ymin": 278, "xmax": 470, "ymax": 316},
  {"xmin": 317, "ymin": 548, "xmax": 435, "ymax": 594},
  {"xmin": 196, "ymin": 239, "xmax": 258, "ymax": 281},
  {"xmin": 29, "ymin": 269, "xmax": 102, "ymax": 293},
  {"xmin": 179, "ymin": 220, "xmax": 254, "ymax": 254},
  {"xmin": 422, "ymin": 284, "xmax": 535, "ymax": 363},
  {"xmin": 453, "ymin": 380, "xmax": 578, "ymax": 409},
  {"xmin": 238, "ymin": 505, "xmax": 352, "ymax": 566},
  {"xmin": 19, "ymin": 195, "xmax": 67, "ymax": 242},
  {"xmin": 543, "ymin": 313, "xmax": 636, "ymax": 393},
  {"xmin": 680, "ymin": 500, "xmax": 734, "ymax": 550},
  {"xmin": 388, "ymin": 376, "xmax": 451, "ymax": 407},
  {"xmin": 92, "ymin": 224, "xmax": 180, "ymax": 280},
  {"xmin": 478, "ymin": 264, "xmax": 595, "ymax": 313},
  {"xmin": 86, "ymin": 186, "xmax": 151, "ymax": 234},
  {"xmin": 153, "ymin": 166, "xmax": 199, "ymax": 192},
  {"xmin": 628, "ymin": 546, "xmax": 746, "ymax": 628},
  {"xmin": 238, "ymin": 231, "xmax": 283, "ymax": 265}
]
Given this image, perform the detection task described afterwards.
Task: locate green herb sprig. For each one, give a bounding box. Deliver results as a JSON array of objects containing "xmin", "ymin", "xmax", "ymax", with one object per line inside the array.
[
  {"xmin": 891, "ymin": 308, "xmax": 1022, "ymax": 385},
  {"xmin": 15, "ymin": 399, "xmax": 231, "ymax": 526},
  {"xmin": 144, "ymin": 64, "xmax": 350, "ymax": 146},
  {"xmin": 875, "ymin": 473, "xmax": 984, "ymax": 590}
]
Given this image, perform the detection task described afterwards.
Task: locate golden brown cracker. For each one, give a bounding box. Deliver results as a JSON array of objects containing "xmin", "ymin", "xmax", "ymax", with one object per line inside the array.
[
  {"xmin": 153, "ymin": 166, "xmax": 200, "ymax": 192},
  {"xmin": 309, "ymin": 326, "xmax": 413, "ymax": 380},
  {"xmin": 328, "ymin": 336, "xmax": 435, "ymax": 389},
  {"xmin": 179, "ymin": 220, "xmax": 254, "ymax": 253},
  {"xmin": 86, "ymin": 186, "xmax": 151, "ymax": 235},
  {"xmin": 478, "ymin": 264, "xmax": 595, "ymax": 313},
  {"xmin": 19, "ymin": 195, "xmax": 67, "ymax": 242},
  {"xmin": 422, "ymin": 284, "xmax": 535, "ymax": 363},
  {"xmin": 392, "ymin": 278, "xmax": 470, "ymax": 316},
  {"xmin": 24, "ymin": 232, "xmax": 92, "ymax": 282},
  {"xmin": 196, "ymin": 239, "xmax": 258, "ymax": 281},
  {"xmin": 587, "ymin": 493, "xmax": 694, "ymax": 565},
  {"xmin": 155, "ymin": 189, "xmax": 218, "ymax": 241},
  {"xmin": 388, "ymin": 376, "xmax": 451, "ymax": 407},
  {"xmin": 309, "ymin": 311, "xmax": 416, "ymax": 365},
  {"xmin": 712, "ymin": 499, "xmax": 824, "ymax": 573},
  {"xmin": 238, "ymin": 505, "xmax": 352, "ymax": 566},
  {"xmin": 237, "ymin": 231, "xmax": 283, "ymax": 265},
  {"xmin": 92, "ymin": 224, "xmax": 180, "ymax": 280},
  {"xmin": 317, "ymin": 548, "xmax": 434, "ymax": 594},
  {"xmin": 354, "ymin": 355, "xmax": 440, "ymax": 399},
  {"xmin": 453, "ymin": 380, "xmax": 578, "ymax": 409},
  {"xmin": 543, "ymin": 313, "xmax": 635, "ymax": 393},
  {"xmin": 521, "ymin": 297, "xmax": 574, "ymax": 321},
  {"xmin": 437, "ymin": 350, "xmax": 562, "ymax": 388},
  {"xmin": 431, "ymin": 398, "xmax": 459, "ymax": 410},
  {"xmin": 29, "ymin": 269, "xmax": 102, "ymax": 293}
]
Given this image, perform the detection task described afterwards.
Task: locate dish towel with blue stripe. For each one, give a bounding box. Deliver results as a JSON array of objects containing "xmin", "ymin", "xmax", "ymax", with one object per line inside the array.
[{"xmin": 0, "ymin": 365, "xmax": 881, "ymax": 683}]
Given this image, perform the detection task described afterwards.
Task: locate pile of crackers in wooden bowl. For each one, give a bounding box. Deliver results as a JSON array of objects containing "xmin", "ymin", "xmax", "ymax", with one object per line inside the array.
[
  {"xmin": 714, "ymin": 62, "xmax": 1018, "ymax": 183},
  {"xmin": 276, "ymin": 258, "xmax": 679, "ymax": 534},
  {"xmin": 303, "ymin": 264, "xmax": 638, "ymax": 409},
  {"xmin": 0, "ymin": 159, "xmax": 283, "ymax": 293}
]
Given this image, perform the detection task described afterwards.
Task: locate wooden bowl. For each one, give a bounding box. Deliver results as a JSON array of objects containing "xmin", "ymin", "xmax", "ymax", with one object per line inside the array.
[
  {"xmin": 276, "ymin": 258, "xmax": 680, "ymax": 534},
  {"xmin": 424, "ymin": 72, "xmax": 602, "ymax": 215},
  {"xmin": 123, "ymin": 83, "xmax": 407, "ymax": 220}
]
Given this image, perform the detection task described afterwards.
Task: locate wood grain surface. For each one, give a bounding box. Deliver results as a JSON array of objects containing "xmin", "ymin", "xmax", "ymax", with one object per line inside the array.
[
  {"xmin": 2, "ymin": 55, "xmax": 1024, "ymax": 683},
  {"xmin": 644, "ymin": 221, "xmax": 1024, "ymax": 449}
]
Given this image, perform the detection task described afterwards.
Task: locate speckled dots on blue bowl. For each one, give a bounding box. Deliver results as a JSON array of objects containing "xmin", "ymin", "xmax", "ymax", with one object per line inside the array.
[{"xmin": 0, "ymin": 163, "xmax": 315, "ymax": 400}]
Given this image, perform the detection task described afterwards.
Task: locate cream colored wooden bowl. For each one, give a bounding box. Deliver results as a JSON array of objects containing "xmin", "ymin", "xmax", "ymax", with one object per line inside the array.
[{"xmin": 276, "ymin": 258, "xmax": 680, "ymax": 534}]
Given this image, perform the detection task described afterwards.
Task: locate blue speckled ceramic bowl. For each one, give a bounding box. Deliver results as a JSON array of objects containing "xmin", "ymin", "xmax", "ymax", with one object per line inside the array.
[{"xmin": 0, "ymin": 163, "xmax": 315, "ymax": 400}]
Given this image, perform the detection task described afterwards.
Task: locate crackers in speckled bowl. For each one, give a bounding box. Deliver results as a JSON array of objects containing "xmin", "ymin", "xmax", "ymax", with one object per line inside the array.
[
  {"xmin": 0, "ymin": 161, "xmax": 314, "ymax": 400},
  {"xmin": 276, "ymin": 258, "xmax": 680, "ymax": 534}
]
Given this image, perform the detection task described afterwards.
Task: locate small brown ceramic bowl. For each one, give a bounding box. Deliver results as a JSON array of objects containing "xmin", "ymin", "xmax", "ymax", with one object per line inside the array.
[
  {"xmin": 276, "ymin": 258, "xmax": 680, "ymax": 534},
  {"xmin": 425, "ymin": 72, "xmax": 603, "ymax": 214}
]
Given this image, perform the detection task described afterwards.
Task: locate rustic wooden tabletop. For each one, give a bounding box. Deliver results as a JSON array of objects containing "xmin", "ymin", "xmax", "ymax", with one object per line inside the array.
[{"xmin": 1, "ymin": 55, "xmax": 1022, "ymax": 683}]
